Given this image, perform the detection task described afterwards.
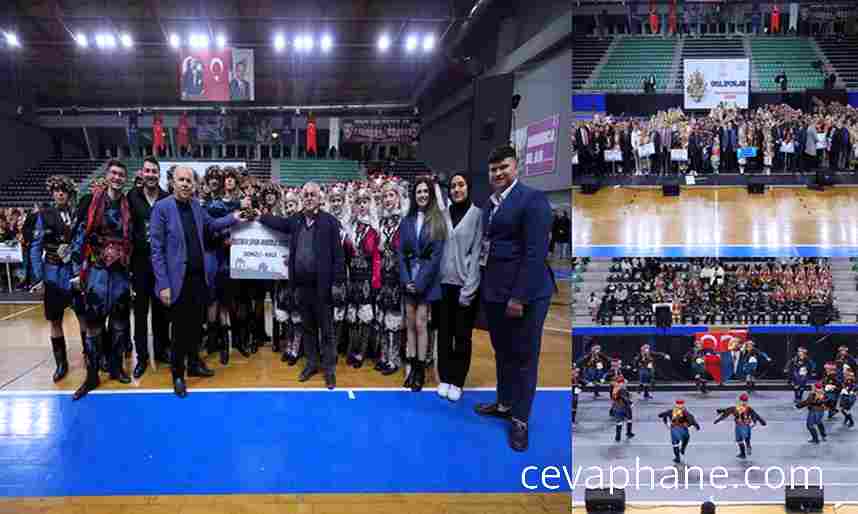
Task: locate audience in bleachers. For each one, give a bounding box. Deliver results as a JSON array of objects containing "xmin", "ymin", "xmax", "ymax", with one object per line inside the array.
[
  {"xmin": 593, "ymin": 258, "xmax": 837, "ymax": 326},
  {"xmin": 573, "ymin": 100, "xmax": 858, "ymax": 177}
]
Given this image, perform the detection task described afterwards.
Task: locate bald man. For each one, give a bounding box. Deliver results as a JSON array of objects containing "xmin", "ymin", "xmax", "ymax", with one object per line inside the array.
[
  {"xmin": 150, "ymin": 167, "xmax": 253, "ymax": 397},
  {"xmin": 257, "ymin": 182, "xmax": 346, "ymax": 389}
]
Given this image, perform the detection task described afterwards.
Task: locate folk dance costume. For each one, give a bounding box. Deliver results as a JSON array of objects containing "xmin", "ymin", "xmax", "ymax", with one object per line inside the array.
[
  {"xmin": 737, "ymin": 341, "xmax": 771, "ymax": 391},
  {"xmin": 344, "ymin": 190, "xmax": 382, "ymax": 368},
  {"xmin": 276, "ymin": 191, "xmax": 303, "ymax": 365},
  {"xmin": 796, "ymin": 383, "xmax": 829, "ymax": 443},
  {"xmin": 658, "ymin": 399, "xmax": 701, "ymax": 463},
  {"xmin": 684, "ymin": 342, "xmax": 715, "ymax": 393},
  {"xmin": 822, "ymin": 362, "xmax": 843, "ymax": 419},
  {"xmin": 30, "ymin": 175, "xmax": 84, "ymax": 382},
  {"xmin": 571, "ymin": 363, "xmax": 580, "ymax": 427},
  {"xmin": 839, "ymin": 370, "xmax": 856, "ymax": 427},
  {"xmin": 577, "ymin": 345, "xmax": 610, "ymax": 397},
  {"xmin": 609, "ymin": 376, "xmax": 635, "ymax": 442},
  {"xmin": 834, "ymin": 346, "xmax": 857, "ymax": 383},
  {"xmin": 259, "ymin": 182, "xmax": 283, "ymax": 351},
  {"xmin": 325, "ymin": 185, "xmax": 351, "ymax": 355},
  {"xmin": 713, "ymin": 393, "xmax": 767, "ymax": 459},
  {"xmin": 633, "ymin": 344, "xmax": 671, "ymax": 399},
  {"xmin": 375, "ymin": 182, "xmax": 407, "ymax": 375},
  {"xmin": 784, "ymin": 347, "xmax": 816, "ymax": 402},
  {"xmin": 70, "ymin": 185, "xmax": 135, "ymax": 399},
  {"xmin": 604, "ymin": 357, "xmax": 626, "ymax": 385}
]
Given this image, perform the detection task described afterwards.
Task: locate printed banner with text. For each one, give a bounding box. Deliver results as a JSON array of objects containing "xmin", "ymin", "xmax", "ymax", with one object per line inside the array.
[
  {"xmin": 341, "ymin": 119, "xmax": 420, "ymax": 144},
  {"xmin": 229, "ymin": 222, "xmax": 289, "ymax": 280},
  {"xmin": 684, "ymin": 58, "xmax": 750, "ymax": 110}
]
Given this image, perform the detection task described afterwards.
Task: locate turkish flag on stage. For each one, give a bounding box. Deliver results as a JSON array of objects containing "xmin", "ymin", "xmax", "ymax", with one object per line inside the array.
[
  {"xmin": 705, "ymin": 354, "xmax": 722, "ymax": 383},
  {"xmin": 307, "ymin": 117, "xmax": 317, "ymax": 154},
  {"xmin": 695, "ymin": 329, "xmax": 748, "ymax": 353},
  {"xmin": 771, "ymin": 6, "xmax": 781, "ymax": 33},
  {"xmin": 179, "ymin": 50, "xmax": 232, "ymax": 101},
  {"xmin": 152, "ymin": 114, "xmax": 165, "ymax": 155},
  {"xmin": 177, "ymin": 113, "xmax": 189, "ymax": 148}
]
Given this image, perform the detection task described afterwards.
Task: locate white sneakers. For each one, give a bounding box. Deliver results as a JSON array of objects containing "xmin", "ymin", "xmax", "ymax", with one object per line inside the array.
[
  {"xmin": 447, "ymin": 385, "xmax": 462, "ymax": 402},
  {"xmin": 437, "ymin": 382, "xmax": 450, "ymax": 398},
  {"xmin": 437, "ymin": 382, "xmax": 462, "ymax": 402}
]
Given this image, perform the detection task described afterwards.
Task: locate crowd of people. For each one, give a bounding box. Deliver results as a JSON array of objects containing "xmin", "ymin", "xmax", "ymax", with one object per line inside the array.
[
  {"xmin": 572, "ymin": 101, "xmax": 858, "ymax": 177},
  {"xmin": 589, "ymin": 257, "xmax": 837, "ymax": 325},
  {"xmin": 28, "ymin": 145, "xmax": 556, "ymax": 452}
]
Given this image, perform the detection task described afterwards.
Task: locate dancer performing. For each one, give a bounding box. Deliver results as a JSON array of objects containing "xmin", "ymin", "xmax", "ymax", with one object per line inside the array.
[
  {"xmin": 784, "ymin": 346, "xmax": 816, "ymax": 402},
  {"xmin": 577, "ymin": 344, "xmax": 610, "ymax": 397},
  {"xmin": 822, "ymin": 361, "xmax": 843, "ymax": 419},
  {"xmin": 658, "ymin": 399, "xmax": 701, "ymax": 463},
  {"xmin": 713, "ymin": 393, "xmax": 767, "ymax": 459},
  {"xmin": 840, "ymin": 369, "xmax": 856, "ymax": 428},
  {"xmin": 633, "ymin": 343, "xmax": 671, "ymax": 399},
  {"xmin": 684, "ymin": 338, "xmax": 714, "ymax": 393},
  {"xmin": 796, "ymin": 382, "xmax": 828, "ymax": 443},
  {"xmin": 610, "ymin": 376, "xmax": 635, "ymax": 442}
]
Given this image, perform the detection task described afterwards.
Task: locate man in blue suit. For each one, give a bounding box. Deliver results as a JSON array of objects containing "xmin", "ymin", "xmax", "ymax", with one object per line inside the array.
[
  {"xmin": 474, "ymin": 145, "xmax": 555, "ymax": 452},
  {"xmin": 150, "ymin": 167, "xmax": 252, "ymax": 397}
]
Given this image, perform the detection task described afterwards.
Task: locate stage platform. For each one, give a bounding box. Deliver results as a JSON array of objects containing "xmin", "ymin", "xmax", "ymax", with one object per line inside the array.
[{"xmin": 572, "ymin": 390, "xmax": 858, "ymax": 504}]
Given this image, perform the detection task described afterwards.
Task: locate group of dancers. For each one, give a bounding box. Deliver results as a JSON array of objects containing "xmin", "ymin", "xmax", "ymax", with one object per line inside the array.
[
  {"xmin": 571, "ymin": 339, "xmax": 857, "ymax": 461},
  {"xmin": 29, "ymin": 157, "xmax": 483, "ymax": 400}
]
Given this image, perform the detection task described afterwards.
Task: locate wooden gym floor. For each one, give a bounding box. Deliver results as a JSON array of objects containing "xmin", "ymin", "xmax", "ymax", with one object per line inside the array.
[
  {"xmin": 0, "ymin": 283, "xmax": 570, "ymax": 514},
  {"xmin": 572, "ymin": 186, "xmax": 858, "ymax": 249}
]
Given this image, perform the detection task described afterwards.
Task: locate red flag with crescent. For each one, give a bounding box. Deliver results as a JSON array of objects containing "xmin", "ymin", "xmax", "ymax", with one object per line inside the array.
[
  {"xmin": 177, "ymin": 113, "xmax": 189, "ymax": 148},
  {"xmin": 307, "ymin": 116, "xmax": 318, "ymax": 154},
  {"xmin": 179, "ymin": 50, "xmax": 232, "ymax": 101},
  {"xmin": 152, "ymin": 114, "xmax": 165, "ymax": 154}
]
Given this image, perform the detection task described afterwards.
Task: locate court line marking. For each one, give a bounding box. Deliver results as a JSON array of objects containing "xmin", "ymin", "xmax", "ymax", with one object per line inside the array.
[
  {"xmin": 574, "ymin": 244, "xmax": 858, "ymax": 248},
  {"xmin": 572, "ymin": 501, "xmax": 858, "ymax": 506},
  {"xmin": 0, "ymin": 386, "xmax": 570, "ymax": 396},
  {"xmin": 0, "ymin": 305, "xmax": 38, "ymax": 321}
]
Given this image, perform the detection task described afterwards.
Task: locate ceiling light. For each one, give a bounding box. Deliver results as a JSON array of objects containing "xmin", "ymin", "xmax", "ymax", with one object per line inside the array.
[
  {"xmin": 422, "ymin": 34, "xmax": 435, "ymax": 52},
  {"xmin": 320, "ymin": 34, "xmax": 332, "ymax": 52},
  {"xmin": 216, "ymin": 34, "xmax": 227, "ymax": 49},
  {"xmin": 76, "ymin": 33, "xmax": 88, "ymax": 48},
  {"xmin": 4, "ymin": 32, "xmax": 20, "ymax": 48},
  {"xmin": 169, "ymin": 33, "xmax": 180, "ymax": 48},
  {"xmin": 405, "ymin": 35, "xmax": 418, "ymax": 52},
  {"xmin": 274, "ymin": 33, "xmax": 286, "ymax": 52},
  {"xmin": 120, "ymin": 33, "xmax": 133, "ymax": 48},
  {"xmin": 378, "ymin": 34, "xmax": 390, "ymax": 52}
]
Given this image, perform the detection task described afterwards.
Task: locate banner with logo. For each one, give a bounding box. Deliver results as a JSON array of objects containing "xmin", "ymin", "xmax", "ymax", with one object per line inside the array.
[
  {"xmin": 695, "ymin": 329, "xmax": 750, "ymax": 382},
  {"xmin": 684, "ymin": 58, "xmax": 750, "ymax": 110},
  {"xmin": 0, "ymin": 241, "xmax": 23, "ymax": 263},
  {"xmin": 522, "ymin": 115, "xmax": 560, "ymax": 177},
  {"xmin": 179, "ymin": 48, "xmax": 254, "ymax": 102},
  {"xmin": 158, "ymin": 161, "xmax": 245, "ymax": 192},
  {"xmin": 229, "ymin": 222, "xmax": 290, "ymax": 280},
  {"xmin": 341, "ymin": 119, "xmax": 420, "ymax": 144}
]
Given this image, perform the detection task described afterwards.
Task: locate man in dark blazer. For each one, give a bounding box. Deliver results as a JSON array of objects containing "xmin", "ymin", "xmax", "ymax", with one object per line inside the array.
[
  {"xmin": 256, "ymin": 181, "xmax": 346, "ymax": 389},
  {"xmin": 474, "ymin": 145, "xmax": 554, "ymax": 452},
  {"xmin": 150, "ymin": 167, "xmax": 250, "ymax": 397}
]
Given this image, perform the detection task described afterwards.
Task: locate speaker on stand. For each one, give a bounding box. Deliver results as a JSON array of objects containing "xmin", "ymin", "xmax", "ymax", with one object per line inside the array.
[{"xmin": 585, "ymin": 487, "xmax": 625, "ymax": 512}]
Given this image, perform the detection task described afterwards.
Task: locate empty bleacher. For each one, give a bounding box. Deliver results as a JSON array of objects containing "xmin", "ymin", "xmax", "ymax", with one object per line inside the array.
[
  {"xmin": 368, "ymin": 160, "xmax": 430, "ymax": 182},
  {"xmin": 815, "ymin": 35, "xmax": 858, "ymax": 88},
  {"xmin": 585, "ymin": 37, "xmax": 677, "ymax": 91},
  {"xmin": 0, "ymin": 158, "xmax": 103, "ymax": 208},
  {"xmin": 749, "ymin": 37, "xmax": 824, "ymax": 91},
  {"xmin": 278, "ymin": 159, "xmax": 362, "ymax": 187},
  {"xmin": 572, "ymin": 36, "xmax": 613, "ymax": 90}
]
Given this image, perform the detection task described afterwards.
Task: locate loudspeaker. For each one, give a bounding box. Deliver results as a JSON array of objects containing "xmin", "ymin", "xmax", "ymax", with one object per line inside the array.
[
  {"xmin": 748, "ymin": 179, "xmax": 765, "ymax": 194},
  {"xmin": 785, "ymin": 485, "xmax": 823, "ymax": 512},
  {"xmin": 585, "ymin": 487, "xmax": 625, "ymax": 513},
  {"xmin": 581, "ymin": 177, "xmax": 601, "ymax": 194},
  {"xmin": 809, "ymin": 304, "xmax": 830, "ymax": 327},
  {"xmin": 654, "ymin": 303, "xmax": 672, "ymax": 328},
  {"xmin": 662, "ymin": 183, "xmax": 680, "ymax": 196}
]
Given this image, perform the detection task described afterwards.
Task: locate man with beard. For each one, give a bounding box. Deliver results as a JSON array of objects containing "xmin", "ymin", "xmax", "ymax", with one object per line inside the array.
[{"xmin": 126, "ymin": 156, "xmax": 170, "ymax": 377}]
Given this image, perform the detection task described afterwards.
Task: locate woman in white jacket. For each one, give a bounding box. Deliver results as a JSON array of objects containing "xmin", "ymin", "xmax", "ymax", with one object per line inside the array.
[{"xmin": 434, "ymin": 174, "xmax": 483, "ymax": 402}]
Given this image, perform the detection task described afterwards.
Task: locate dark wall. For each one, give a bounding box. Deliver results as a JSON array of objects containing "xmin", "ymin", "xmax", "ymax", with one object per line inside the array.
[
  {"xmin": 417, "ymin": 101, "xmax": 473, "ymax": 182},
  {"xmin": 0, "ymin": 111, "xmax": 54, "ymax": 186},
  {"xmin": 469, "ymin": 73, "xmax": 515, "ymax": 206}
]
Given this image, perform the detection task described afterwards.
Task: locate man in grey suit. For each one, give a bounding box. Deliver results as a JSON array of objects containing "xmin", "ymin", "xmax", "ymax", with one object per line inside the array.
[{"xmin": 804, "ymin": 122, "xmax": 818, "ymax": 172}]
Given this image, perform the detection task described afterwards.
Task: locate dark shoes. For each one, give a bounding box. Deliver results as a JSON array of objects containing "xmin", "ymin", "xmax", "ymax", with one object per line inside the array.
[
  {"xmin": 509, "ymin": 418, "xmax": 529, "ymax": 452},
  {"xmin": 298, "ymin": 367, "xmax": 319, "ymax": 382},
  {"xmin": 474, "ymin": 403, "xmax": 513, "ymax": 419},
  {"xmin": 187, "ymin": 361, "xmax": 215, "ymax": 378},
  {"xmin": 173, "ymin": 377, "xmax": 187, "ymax": 398},
  {"xmin": 325, "ymin": 372, "xmax": 336, "ymax": 390},
  {"xmin": 133, "ymin": 360, "xmax": 148, "ymax": 379}
]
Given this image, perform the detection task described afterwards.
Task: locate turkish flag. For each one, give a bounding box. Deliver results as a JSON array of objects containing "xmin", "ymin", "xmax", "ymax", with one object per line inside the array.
[
  {"xmin": 180, "ymin": 49, "xmax": 232, "ymax": 101},
  {"xmin": 153, "ymin": 114, "xmax": 165, "ymax": 154},
  {"xmin": 695, "ymin": 329, "xmax": 748, "ymax": 353},
  {"xmin": 705, "ymin": 354, "xmax": 722, "ymax": 383},
  {"xmin": 307, "ymin": 118, "xmax": 317, "ymax": 154},
  {"xmin": 177, "ymin": 113, "xmax": 189, "ymax": 148},
  {"xmin": 772, "ymin": 7, "xmax": 781, "ymax": 33}
]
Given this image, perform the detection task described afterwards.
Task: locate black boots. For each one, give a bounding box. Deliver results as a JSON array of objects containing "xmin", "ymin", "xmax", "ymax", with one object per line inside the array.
[
  {"xmin": 615, "ymin": 425, "xmax": 622, "ymax": 442},
  {"xmin": 672, "ymin": 446, "xmax": 681, "ymax": 463},
  {"xmin": 737, "ymin": 442, "xmax": 747, "ymax": 458},
  {"xmin": 73, "ymin": 335, "xmax": 101, "ymax": 401},
  {"xmin": 403, "ymin": 358, "xmax": 416, "ymax": 389},
  {"xmin": 50, "ymin": 337, "xmax": 68, "ymax": 383},
  {"xmin": 626, "ymin": 422, "xmax": 635, "ymax": 439},
  {"xmin": 220, "ymin": 325, "xmax": 230, "ymax": 365},
  {"xmin": 234, "ymin": 321, "xmax": 251, "ymax": 358},
  {"xmin": 108, "ymin": 331, "xmax": 131, "ymax": 384},
  {"xmin": 410, "ymin": 360, "xmax": 425, "ymax": 392}
]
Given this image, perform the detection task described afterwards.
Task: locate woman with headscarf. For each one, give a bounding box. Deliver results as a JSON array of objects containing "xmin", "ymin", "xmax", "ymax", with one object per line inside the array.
[
  {"xmin": 375, "ymin": 179, "xmax": 408, "ymax": 375},
  {"xmin": 434, "ymin": 173, "xmax": 482, "ymax": 402},
  {"xmin": 398, "ymin": 176, "xmax": 447, "ymax": 392}
]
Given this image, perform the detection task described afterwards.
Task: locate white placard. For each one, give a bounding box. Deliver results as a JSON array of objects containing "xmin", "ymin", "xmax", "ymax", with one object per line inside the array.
[
  {"xmin": 638, "ymin": 142, "xmax": 655, "ymax": 157},
  {"xmin": 229, "ymin": 221, "xmax": 290, "ymax": 280},
  {"xmin": 671, "ymin": 149, "xmax": 688, "ymax": 161},
  {"xmin": 604, "ymin": 149, "xmax": 623, "ymax": 162},
  {"xmin": 780, "ymin": 142, "xmax": 794, "ymax": 154},
  {"xmin": 683, "ymin": 58, "xmax": 750, "ymax": 109},
  {"xmin": 0, "ymin": 241, "xmax": 23, "ymax": 263}
]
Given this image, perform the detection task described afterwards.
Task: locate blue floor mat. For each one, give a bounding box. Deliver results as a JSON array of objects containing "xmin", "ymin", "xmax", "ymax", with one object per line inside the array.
[{"xmin": 0, "ymin": 390, "xmax": 571, "ymax": 496}]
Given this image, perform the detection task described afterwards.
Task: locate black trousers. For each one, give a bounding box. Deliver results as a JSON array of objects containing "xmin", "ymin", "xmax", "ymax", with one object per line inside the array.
[
  {"xmin": 295, "ymin": 284, "xmax": 336, "ymax": 372},
  {"xmin": 132, "ymin": 254, "xmax": 170, "ymax": 359},
  {"xmin": 169, "ymin": 271, "xmax": 205, "ymax": 379},
  {"xmin": 437, "ymin": 284, "xmax": 477, "ymax": 388}
]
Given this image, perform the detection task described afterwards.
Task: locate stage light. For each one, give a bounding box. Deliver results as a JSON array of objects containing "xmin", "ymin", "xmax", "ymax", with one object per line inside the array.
[
  {"xmin": 405, "ymin": 35, "xmax": 418, "ymax": 52},
  {"xmin": 169, "ymin": 33, "xmax": 180, "ymax": 48},
  {"xmin": 422, "ymin": 34, "xmax": 435, "ymax": 52},
  {"xmin": 320, "ymin": 34, "xmax": 332, "ymax": 52},
  {"xmin": 378, "ymin": 34, "xmax": 390, "ymax": 52},
  {"xmin": 76, "ymin": 33, "xmax": 88, "ymax": 48},
  {"xmin": 274, "ymin": 33, "xmax": 286, "ymax": 52},
  {"xmin": 293, "ymin": 35, "xmax": 304, "ymax": 51},
  {"xmin": 216, "ymin": 34, "xmax": 227, "ymax": 49},
  {"xmin": 189, "ymin": 34, "xmax": 209, "ymax": 49},
  {"xmin": 120, "ymin": 33, "xmax": 133, "ymax": 48},
  {"xmin": 96, "ymin": 33, "xmax": 116, "ymax": 49},
  {"xmin": 5, "ymin": 32, "xmax": 20, "ymax": 48},
  {"xmin": 304, "ymin": 36, "xmax": 314, "ymax": 51}
]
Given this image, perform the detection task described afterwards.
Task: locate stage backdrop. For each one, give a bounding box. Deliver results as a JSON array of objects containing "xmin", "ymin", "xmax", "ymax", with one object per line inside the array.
[
  {"xmin": 683, "ymin": 58, "xmax": 750, "ymax": 110},
  {"xmin": 511, "ymin": 114, "xmax": 560, "ymax": 177},
  {"xmin": 179, "ymin": 48, "xmax": 255, "ymax": 102},
  {"xmin": 158, "ymin": 161, "xmax": 245, "ymax": 192}
]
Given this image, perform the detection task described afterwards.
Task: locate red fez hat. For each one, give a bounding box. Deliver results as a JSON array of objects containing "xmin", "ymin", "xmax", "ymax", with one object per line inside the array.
[{"xmin": 739, "ymin": 393, "xmax": 749, "ymax": 401}]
